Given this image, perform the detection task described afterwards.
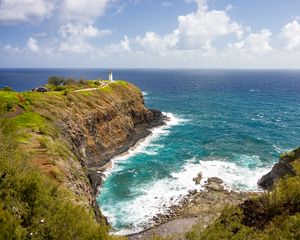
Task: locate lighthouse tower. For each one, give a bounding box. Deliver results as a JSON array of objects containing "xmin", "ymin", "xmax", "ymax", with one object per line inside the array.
[{"xmin": 108, "ymin": 71, "xmax": 113, "ymax": 81}]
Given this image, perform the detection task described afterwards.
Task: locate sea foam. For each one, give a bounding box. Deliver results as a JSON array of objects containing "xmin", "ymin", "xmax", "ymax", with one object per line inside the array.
[
  {"xmin": 100, "ymin": 113, "xmax": 272, "ymax": 235},
  {"xmin": 102, "ymin": 112, "xmax": 187, "ymax": 178},
  {"xmin": 106, "ymin": 155, "xmax": 272, "ymax": 235}
]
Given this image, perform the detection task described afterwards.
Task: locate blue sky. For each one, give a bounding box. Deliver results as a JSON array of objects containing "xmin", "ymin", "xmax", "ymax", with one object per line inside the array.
[{"xmin": 1, "ymin": 0, "xmax": 300, "ymax": 68}]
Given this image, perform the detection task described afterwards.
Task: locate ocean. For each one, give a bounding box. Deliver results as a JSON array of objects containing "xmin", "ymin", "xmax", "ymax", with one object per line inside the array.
[{"xmin": 1, "ymin": 69, "xmax": 300, "ymax": 234}]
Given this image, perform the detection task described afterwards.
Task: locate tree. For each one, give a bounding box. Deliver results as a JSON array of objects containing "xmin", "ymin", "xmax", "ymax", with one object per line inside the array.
[
  {"xmin": 48, "ymin": 76, "xmax": 65, "ymax": 86},
  {"xmin": 0, "ymin": 86, "xmax": 13, "ymax": 91}
]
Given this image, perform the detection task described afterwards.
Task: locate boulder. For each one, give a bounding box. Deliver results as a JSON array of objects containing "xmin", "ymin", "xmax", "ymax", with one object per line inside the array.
[
  {"xmin": 193, "ymin": 172, "xmax": 202, "ymax": 185},
  {"xmin": 205, "ymin": 177, "xmax": 224, "ymax": 191},
  {"xmin": 258, "ymin": 147, "xmax": 300, "ymax": 190}
]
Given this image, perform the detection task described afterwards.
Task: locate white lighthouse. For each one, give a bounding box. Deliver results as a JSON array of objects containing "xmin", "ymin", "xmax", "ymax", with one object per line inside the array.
[{"xmin": 108, "ymin": 71, "xmax": 113, "ymax": 81}]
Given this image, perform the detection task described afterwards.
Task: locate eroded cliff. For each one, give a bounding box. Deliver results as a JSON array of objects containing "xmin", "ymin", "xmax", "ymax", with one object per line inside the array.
[{"xmin": 0, "ymin": 81, "xmax": 164, "ymax": 238}]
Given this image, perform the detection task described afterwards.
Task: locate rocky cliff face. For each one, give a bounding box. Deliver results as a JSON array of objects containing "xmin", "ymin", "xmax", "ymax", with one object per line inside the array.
[
  {"xmin": 57, "ymin": 83, "xmax": 165, "ymax": 196},
  {"xmin": 6, "ymin": 81, "xmax": 166, "ymax": 223},
  {"xmin": 258, "ymin": 147, "xmax": 300, "ymax": 189}
]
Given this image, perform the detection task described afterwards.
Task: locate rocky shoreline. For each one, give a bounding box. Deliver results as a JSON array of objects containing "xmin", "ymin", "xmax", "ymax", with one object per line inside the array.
[
  {"xmin": 88, "ymin": 109, "xmax": 167, "ymax": 195},
  {"xmin": 127, "ymin": 177, "xmax": 259, "ymax": 240}
]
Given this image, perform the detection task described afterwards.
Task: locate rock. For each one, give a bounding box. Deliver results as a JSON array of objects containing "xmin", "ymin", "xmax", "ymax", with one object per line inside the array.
[
  {"xmin": 205, "ymin": 182, "xmax": 224, "ymax": 191},
  {"xmin": 32, "ymin": 87, "xmax": 48, "ymax": 92},
  {"xmin": 258, "ymin": 147, "xmax": 300, "ymax": 189},
  {"xmin": 207, "ymin": 177, "xmax": 223, "ymax": 184},
  {"xmin": 193, "ymin": 172, "xmax": 202, "ymax": 185},
  {"xmin": 205, "ymin": 177, "xmax": 224, "ymax": 191}
]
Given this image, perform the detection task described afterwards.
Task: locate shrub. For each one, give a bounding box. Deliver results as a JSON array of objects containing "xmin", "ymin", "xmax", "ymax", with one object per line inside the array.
[
  {"xmin": 0, "ymin": 128, "xmax": 112, "ymax": 240},
  {"xmin": 54, "ymin": 86, "xmax": 66, "ymax": 92},
  {"xmin": 48, "ymin": 76, "xmax": 65, "ymax": 86},
  {"xmin": 0, "ymin": 86, "xmax": 13, "ymax": 91},
  {"xmin": 63, "ymin": 78, "xmax": 76, "ymax": 85},
  {"xmin": 6, "ymin": 101, "xmax": 14, "ymax": 111}
]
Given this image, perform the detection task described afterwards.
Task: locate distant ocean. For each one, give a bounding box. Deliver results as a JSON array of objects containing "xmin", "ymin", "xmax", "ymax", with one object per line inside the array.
[{"xmin": 1, "ymin": 69, "xmax": 300, "ymax": 234}]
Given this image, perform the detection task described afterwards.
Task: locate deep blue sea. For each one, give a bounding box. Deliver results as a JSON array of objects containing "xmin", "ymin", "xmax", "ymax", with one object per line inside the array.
[{"xmin": 1, "ymin": 69, "xmax": 300, "ymax": 234}]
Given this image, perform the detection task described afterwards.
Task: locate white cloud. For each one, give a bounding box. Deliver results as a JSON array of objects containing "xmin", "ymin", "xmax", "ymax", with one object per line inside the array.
[
  {"xmin": 162, "ymin": 2, "xmax": 172, "ymax": 7},
  {"xmin": 176, "ymin": 1, "xmax": 243, "ymax": 50},
  {"xmin": 229, "ymin": 29, "xmax": 272, "ymax": 55},
  {"xmin": 131, "ymin": 0, "xmax": 243, "ymax": 54},
  {"xmin": 61, "ymin": 0, "xmax": 110, "ymax": 22},
  {"xmin": 54, "ymin": 0, "xmax": 112, "ymax": 53},
  {"xmin": 58, "ymin": 41, "xmax": 92, "ymax": 53},
  {"xmin": 280, "ymin": 20, "xmax": 300, "ymax": 51},
  {"xmin": 27, "ymin": 37, "xmax": 40, "ymax": 52},
  {"xmin": 105, "ymin": 36, "xmax": 131, "ymax": 53},
  {"xmin": 57, "ymin": 23, "xmax": 111, "ymax": 53},
  {"xmin": 134, "ymin": 31, "xmax": 177, "ymax": 55},
  {"xmin": 0, "ymin": 0, "xmax": 55, "ymax": 23},
  {"xmin": 246, "ymin": 29, "xmax": 272, "ymax": 54},
  {"xmin": 59, "ymin": 23, "xmax": 111, "ymax": 39},
  {"xmin": 2, "ymin": 44, "xmax": 22, "ymax": 53}
]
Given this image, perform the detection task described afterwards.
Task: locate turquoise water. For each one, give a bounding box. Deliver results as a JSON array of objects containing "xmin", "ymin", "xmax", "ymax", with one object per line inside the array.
[
  {"xmin": 0, "ymin": 69, "xmax": 299, "ymax": 235},
  {"xmin": 97, "ymin": 70, "xmax": 300, "ymax": 234}
]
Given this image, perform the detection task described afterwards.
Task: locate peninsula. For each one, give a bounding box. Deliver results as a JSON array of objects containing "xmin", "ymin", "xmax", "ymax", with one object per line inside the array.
[
  {"xmin": 0, "ymin": 79, "xmax": 165, "ymax": 239},
  {"xmin": 1, "ymin": 78, "xmax": 300, "ymax": 240}
]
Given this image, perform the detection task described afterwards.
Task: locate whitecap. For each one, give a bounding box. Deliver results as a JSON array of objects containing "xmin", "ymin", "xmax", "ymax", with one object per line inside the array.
[
  {"xmin": 105, "ymin": 157, "xmax": 272, "ymax": 235},
  {"xmin": 102, "ymin": 112, "xmax": 188, "ymax": 178},
  {"xmin": 197, "ymin": 159, "xmax": 272, "ymax": 191},
  {"xmin": 106, "ymin": 160, "xmax": 204, "ymax": 235}
]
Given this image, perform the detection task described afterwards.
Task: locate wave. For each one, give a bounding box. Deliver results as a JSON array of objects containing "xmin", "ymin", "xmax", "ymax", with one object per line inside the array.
[
  {"xmin": 105, "ymin": 155, "xmax": 272, "ymax": 235},
  {"xmin": 107, "ymin": 161, "xmax": 204, "ymax": 235},
  {"xmin": 197, "ymin": 158, "xmax": 272, "ymax": 191},
  {"xmin": 102, "ymin": 112, "xmax": 188, "ymax": 177},
  {"xmin": 142, "ymin": 91, "xmax": 148, "ymax": 96}
]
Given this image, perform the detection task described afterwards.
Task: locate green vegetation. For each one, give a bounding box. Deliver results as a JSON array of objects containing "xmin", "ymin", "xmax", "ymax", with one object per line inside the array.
[
  {"xmin": 185, "ymin": 157, "xmax": 300, "ymax": 240},
  {"xmin": 48, "ymin": 76, "xmax": 65, "ymax": 86},
  {"xmin": 0, "ymin": 129, "xmax": 113, "ymax": 239},
  {"xmin": 0, "ymin": 81, "xmax": 135, "ymax": 239},
  {"xmin": 0, "ymin": 86, "xmax": 13, "ymax": 91}
]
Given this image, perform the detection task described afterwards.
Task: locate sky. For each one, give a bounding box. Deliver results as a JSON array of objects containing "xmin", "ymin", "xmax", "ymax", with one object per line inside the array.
[{"xmin": 1, "ymin": 0, "xmax": 300, "ymax": 68}]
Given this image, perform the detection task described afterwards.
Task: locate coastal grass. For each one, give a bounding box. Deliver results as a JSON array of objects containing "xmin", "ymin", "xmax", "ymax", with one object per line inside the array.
[
  {"xmin": 0, "ymin": 131, "xmax": 114, "ymax": 240},
  {"xmin": 0, "ymin": 82, "xmax": 137, "ymax": 239}
]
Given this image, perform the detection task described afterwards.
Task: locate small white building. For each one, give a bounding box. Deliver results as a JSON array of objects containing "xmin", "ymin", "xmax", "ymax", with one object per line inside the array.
[{"xmin": 108, "ymin": 71, "xmax": 113, "ymax": 81}]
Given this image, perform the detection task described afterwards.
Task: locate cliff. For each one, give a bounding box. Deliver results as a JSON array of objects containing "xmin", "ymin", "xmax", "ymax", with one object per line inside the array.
[
  {"xmin": 258, "ymin": 147, "xmax": 300, "ymax": 189},
  {"xmin": 0, "ymin": 81, "xmax": 164, "ymax": 238}
]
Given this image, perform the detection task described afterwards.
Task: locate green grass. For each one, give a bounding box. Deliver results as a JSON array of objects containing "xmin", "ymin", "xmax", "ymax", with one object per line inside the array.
[
  {"xmin": 0, "ymin": 80, "xmax": 141, "ymax": 239},
  {"xmin": 0, "ymin": 132, "xmax": 113, "ymax": 240},
  {"xmin": 11, "ymin": 112, "xmax": 46, "ymax": 131}
]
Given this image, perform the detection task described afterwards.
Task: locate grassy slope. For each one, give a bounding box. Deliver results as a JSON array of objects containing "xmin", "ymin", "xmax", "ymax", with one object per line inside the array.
[{"xmin": 0, "ymin": 81, "xmax": 132, "ymax": 239}]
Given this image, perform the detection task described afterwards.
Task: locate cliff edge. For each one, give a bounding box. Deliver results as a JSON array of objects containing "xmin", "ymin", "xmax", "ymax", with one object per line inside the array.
[
  {"xmin": 0, "ymin": 80, "xmax": 165, "ymax": 238},
  {"xmin": 258, "ymin": 147, "xmax": 300, "ymax": 189}
]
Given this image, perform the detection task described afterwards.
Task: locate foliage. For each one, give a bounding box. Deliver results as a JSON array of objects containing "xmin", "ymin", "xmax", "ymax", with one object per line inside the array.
[
  {"xmin": 0, "ymin": 82, "xmax": 140, "ymax": 239},
  {"xmin": 63, "ymin": 78, "xmax": 77, "ymax": 85},
  {"xmin": 185, "ymin": 159, "xmax": 300, "ymax": 240},
  {"xmin": 0, "ymin": 86, "xmax": 13, "ymax": 91},
  {"xmin": 48, "ymin": 76, "xmax": 65, "ymax": 86},
  {"xmin": 0, "ymin": 131, "xmax": 112, "ymax": 239}
]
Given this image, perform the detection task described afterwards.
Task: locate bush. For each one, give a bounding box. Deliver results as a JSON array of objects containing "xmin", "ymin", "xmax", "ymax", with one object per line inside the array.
[
  {"xmin": 63, "ymin": 79, "xmax": 76, "ymax": 85},
  {"xmin": 54, "ymin": 86, "xmax": 66, "ymax": 92},
  {"xmin": 0, "ymin": 129, "xmax": 112, "ymax": 240},
  {"xmin": 0, "ymin": 86, "xmax": 13, "ymax": 91},
  {"xmin": 79, "ymin": 79, "xmax": 88, "ymax": 85},
  {"xmin": 48, "ymin": 76, "xmax": 65, "ymax": 86}
]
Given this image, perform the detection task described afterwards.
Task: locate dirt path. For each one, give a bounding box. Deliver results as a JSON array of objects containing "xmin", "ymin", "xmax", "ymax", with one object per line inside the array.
[{"xmin": 74, "ymin": 82, "xmax": 110, "ymax": 92}]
